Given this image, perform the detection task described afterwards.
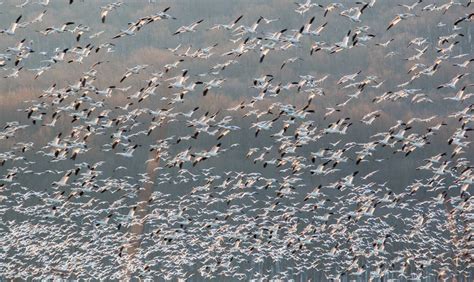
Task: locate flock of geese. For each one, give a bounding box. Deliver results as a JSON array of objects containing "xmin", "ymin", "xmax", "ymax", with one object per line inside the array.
[{"xmin": 0, "ymin": 0, "xmax": 473, "ymax": 280}]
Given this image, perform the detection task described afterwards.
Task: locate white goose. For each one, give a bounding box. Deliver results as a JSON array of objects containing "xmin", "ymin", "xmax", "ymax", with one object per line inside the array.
[{"xmin": 0, "ymin": 15, "xmax": 22, "ymax": 35}]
